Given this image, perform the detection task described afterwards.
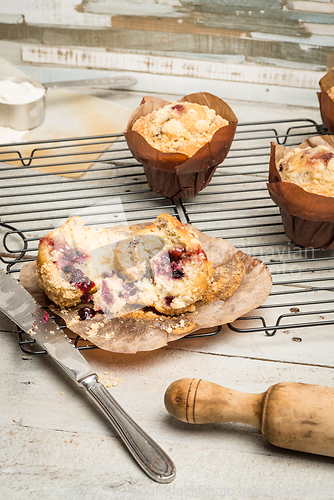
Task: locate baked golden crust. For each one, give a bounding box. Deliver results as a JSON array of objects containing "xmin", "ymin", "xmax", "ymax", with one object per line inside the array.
[
  {"xmin": 132, "ymin": 101, "xmax": 228, "ymax": 157},
  {"xmin": 198, "ymin": 253, "xmax": 245, "ymax": 305},
  {"xmin": 37, "ymin": 214, "xmax": 214, "ymax": 316},
  {"xmin": 277, "ymin": 145, "xmax": 334, "ymax": 197}
]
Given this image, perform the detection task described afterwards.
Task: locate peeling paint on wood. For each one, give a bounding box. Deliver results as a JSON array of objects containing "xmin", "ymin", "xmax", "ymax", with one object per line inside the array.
[
  {"xmin": 0, "ymin": 0, "xmax": 112, "ymax": 27},
  {"xmin": 0, "ymin": 20, "xmax": 332, "ymax": 68},
  {"xmin": 0, "ymin": 0, "xmax": 334, "ymax": 75},
  {"xmin": 77, "ymin": 0, "xmax": 182, "ymax": 17},
  {"xmin": 21, "ymin": 45, "xmax": 324, "ymax": 89}
]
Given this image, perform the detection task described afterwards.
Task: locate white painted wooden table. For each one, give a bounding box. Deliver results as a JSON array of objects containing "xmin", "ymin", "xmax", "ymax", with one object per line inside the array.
[{"xmin": 1, "ymin": 65, "xmax": 334, "ymax": 500}]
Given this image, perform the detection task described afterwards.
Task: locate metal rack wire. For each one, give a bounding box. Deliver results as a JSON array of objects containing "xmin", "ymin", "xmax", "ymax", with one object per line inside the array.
[{"xmin": 1, "ymin": 118, "xmax": 333, "ymax": 353}]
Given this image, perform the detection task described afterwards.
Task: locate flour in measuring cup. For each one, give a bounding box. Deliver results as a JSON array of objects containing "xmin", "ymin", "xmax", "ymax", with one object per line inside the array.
[
  {"xmin": 0, "ymin": 80, "xmax": 44, "ymax": 142},
  {"xmin": 0, "ymin": 80, "xmax": 45, "ymax": 104}
]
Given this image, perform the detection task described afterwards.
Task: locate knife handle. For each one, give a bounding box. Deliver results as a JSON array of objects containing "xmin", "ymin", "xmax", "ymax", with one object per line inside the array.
[{"xmin": 81, "ymin": 375, "xmax": 176, "ymax": 483}]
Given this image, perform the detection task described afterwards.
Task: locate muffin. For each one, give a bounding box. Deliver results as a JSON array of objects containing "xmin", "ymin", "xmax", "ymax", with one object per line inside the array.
[
  {"xmin": 267, "ymin": 136, "xmax": 334, "ymax": 249},
  {"xmin": 37, "ymin": 213, "xmax": 214, "ymax": 316},
  {"xmin": 318, "ymin": 69, "xmax": 334, "ymax": 134},
  {"xmin": 124, "ymin": 92, "xmax": 238, "ymax": 199},
  {"xmin": 131, "ymin": 101, "xmax": 229, "ymax": 157}
]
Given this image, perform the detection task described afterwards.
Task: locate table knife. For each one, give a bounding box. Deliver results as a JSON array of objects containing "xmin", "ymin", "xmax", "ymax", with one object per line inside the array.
[{"xmin": 0, "ymin": 270, "xmax": 176, "ymax": 483}]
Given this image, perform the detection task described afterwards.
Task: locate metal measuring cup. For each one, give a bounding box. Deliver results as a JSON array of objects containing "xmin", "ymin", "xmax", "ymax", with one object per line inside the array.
[{"xmin": 0, "ymin": 75, "xmax": 138, "ymax": 131}]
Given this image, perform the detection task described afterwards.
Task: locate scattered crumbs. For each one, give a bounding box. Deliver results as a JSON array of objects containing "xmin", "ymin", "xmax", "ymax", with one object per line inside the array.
[
  {"xmin": 67, "ymin": 318, "xmax": 78, "ymax": 328},
  {"xmin": 290, "ymin": 307, "xmax": 300, "ymax": 313},
  {"xmin": 283, "ymin": 330, "xmax": 290, "ymax": 334},
  {"xmin": 104, "ymin": 371, "xmax": 109, "ymax": 375},
  {"xmin": 292, "ymin": 337, "xmax": 302, "ymax": 342},
  {"xmin": 87, "ymin": 322, "xmax": 104, "ymax": 337},
  {"xmin": 319, "ymin": 315, "xmax": 325, "ymax": 320},
  {"xmin": 60, "ymin": 392, "xmax": 64, "ymax": 395},
  {"xmin": 106, "ymin": 383, "xmax": 112, "ymax": 388},
  {"xmin": 166, "ymin": 326, "xmax": 173, "ymax": 334},
  {"xmin": 112, "ymin": 378, "xmax": 121, "ymax": 387}
]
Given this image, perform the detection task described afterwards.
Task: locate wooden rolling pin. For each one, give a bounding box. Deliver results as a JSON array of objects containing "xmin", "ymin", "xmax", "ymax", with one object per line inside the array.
[{"xmin": 164, "ymin": 378, "xmax": 334, "ymax": 457}]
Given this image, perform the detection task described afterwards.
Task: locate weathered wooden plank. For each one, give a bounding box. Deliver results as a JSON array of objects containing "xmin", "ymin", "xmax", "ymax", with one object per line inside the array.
[
  {"xmin": 111, "ymin": 16, "xmax": 248, "ymax": 38},
  {"xmin": 111, "ymin": 14, "xmax": 310, "ymax": 38},
  {"xmin": 21, "ymin": 46, "xmax": 323, "ymax": 90},
  {"xmin": 77, "ymin": 0, "xmax": 182, "ymax": 17},
  {"xmin": 0, "ymin": 0, "xmax": 111, "ymax": 27},
  {"xmin": 179, "ymin": 3, "xmax": 334, "ymax": 25},
  {"xmin": 0, "ymin": 21, "xmax": 332, "ymax": 67},
  {"xmin": 180, "ymin": 0, "xmax": 283, "ymax": 7},
  {"xmin": 286, "ymin": 1, "xmax": 334, "ymax": 14},
  {"xmin": 304, "ymin": 22, "xmax": 334, "ymax": 36},
  {"xmin": 79, "ymin": 2, "xmax": 334, "ymax": 36}
]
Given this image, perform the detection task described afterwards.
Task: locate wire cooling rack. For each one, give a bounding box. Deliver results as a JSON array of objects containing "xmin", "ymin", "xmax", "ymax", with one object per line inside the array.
[{"xmin": 0, "ymin": 118, "xmax": 333, "ymax": 352}]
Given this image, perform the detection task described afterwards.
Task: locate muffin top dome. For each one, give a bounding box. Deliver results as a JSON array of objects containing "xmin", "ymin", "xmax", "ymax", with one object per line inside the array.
[
  {"xmin": 132, "ymin": 101, "xmax": 228, "ymax": 157},
  {"xmin": 277, "ymin": 145, "xmax": 334, "ymax": 198}
]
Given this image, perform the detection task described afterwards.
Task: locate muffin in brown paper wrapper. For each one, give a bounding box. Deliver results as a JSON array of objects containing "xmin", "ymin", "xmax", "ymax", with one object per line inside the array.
[
  {"xmin": 267, "ymin": 135, "xmax": 334, "ymax": 249},
  {"xmin": 19, "ymin": 224, "xmax": 271, "ymax": 354},
  {"xmin": 124, "ymin": 92, "xmax": 238, "ymax": 199},
  {"xmin": 318, "ymin": 69, "xmax": 334, "ymax": 134}
]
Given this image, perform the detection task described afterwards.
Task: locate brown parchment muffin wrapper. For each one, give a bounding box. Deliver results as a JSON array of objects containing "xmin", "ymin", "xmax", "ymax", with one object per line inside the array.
[
  {"xmin": 124, "ymin": 92, "xmax": 238, "ymax": 199},
  {"xmin": 20, "ymin": 224, "xmax": 271, "ymax": 354},
  {"xmin": 267, "ymin": 135, "xmax": 334, "ymax": 249},
  {"xmin": 318, "ymin": 69, "xmax": 334, "ymax": 134}
]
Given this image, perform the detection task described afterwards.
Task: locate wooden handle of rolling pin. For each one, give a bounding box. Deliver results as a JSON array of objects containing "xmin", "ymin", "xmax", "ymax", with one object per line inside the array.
[{"xmin": 164, "ymin": 378, "xmax": 334, "ymax": 457}]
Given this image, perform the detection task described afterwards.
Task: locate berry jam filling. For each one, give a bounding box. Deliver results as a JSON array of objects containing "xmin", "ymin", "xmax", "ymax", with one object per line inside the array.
[
  {"xmin": 101, "ymin": 279, "xmax": 114, "ymax": 306},
  {"xmin": 168, "ymin": 246, "xmax": 184, "ymax": 262},
  {"xmin": 164, "ymin": 296, "xmax": 174, "ymax": 306},
  {"xmin": 171, "ymin": 261, "xmax": 184, "ymax": 279},
  {"xmin": 39, "ymin": 236, "xmax": 54, "ymax": 251},
  {"xmin": 171, "ymin": 104, "xmax": 185, "ymax": 113},
  {"xmin": 168, "ymin": 245, "xmax": 206, "ymax": 264},
  {"xmin": 78, "ymin": 306, "xmax": 102, "ymax": 321},
  {"xmin": 62, "ymin": 247, "xmax": 88, "ymax": 264},
  {"xmin": 43, "ymin": 312, "xmax": 50, "ymax": 323},
  {"xmin": 155, "ymin": 245, "xmax": 205, "ymax": 280},
  {"xmin": 310, "ymin": 151, "xmax": 334, "ymax": 164},
  {"xmin": 119, "ymin": 282, "xmax": 139, "ymax": 300},
  {"xmin": 62, "ymin": 264, "xmax": 95, "ymax": 302}
]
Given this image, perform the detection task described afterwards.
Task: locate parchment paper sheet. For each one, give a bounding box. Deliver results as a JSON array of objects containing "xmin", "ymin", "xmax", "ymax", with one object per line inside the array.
[{"xmin": 20, "ymin": 225, "xmax": 272, "ymax": 354}]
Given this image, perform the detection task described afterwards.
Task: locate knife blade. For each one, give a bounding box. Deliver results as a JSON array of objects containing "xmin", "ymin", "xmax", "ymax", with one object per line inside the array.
[
  {"xmin": 44, "ymin": 76, "xmax": 137, "ymax": 90},
  {"xmin": 0, "ymin": 270, "xmax": 176, "ymax": 483}
]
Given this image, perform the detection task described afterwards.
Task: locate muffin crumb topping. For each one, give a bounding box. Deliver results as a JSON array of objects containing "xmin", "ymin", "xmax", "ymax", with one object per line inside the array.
[
  {"xmin": 132, "ymin": 101, "xmax": 228, "ymax": 157},
  {"xmin": 277, "ymin": 145, "xmax": 334, "ymax": 197}
]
